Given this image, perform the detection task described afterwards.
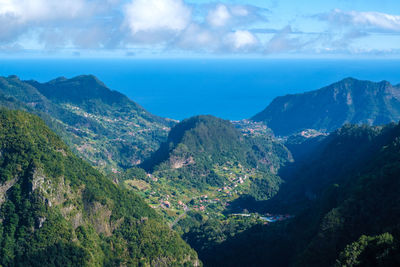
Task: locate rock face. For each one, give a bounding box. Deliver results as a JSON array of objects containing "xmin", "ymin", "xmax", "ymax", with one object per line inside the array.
[
  {"xmin": 0, "ymin": 178, "xmax": 17, "ymax": 206},
  {"xmin": 252, "ymin": 78, "xmax": 400, "ymax": 136},
  {"xmin": 170, "ymin": 155, "xmax": 195, "ymax": 169}
]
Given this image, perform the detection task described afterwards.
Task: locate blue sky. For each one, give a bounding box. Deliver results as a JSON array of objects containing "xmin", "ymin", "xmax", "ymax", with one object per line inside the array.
[{"xmin": 1, "ymin": 0, "xmax": 400, "ymax": 58}]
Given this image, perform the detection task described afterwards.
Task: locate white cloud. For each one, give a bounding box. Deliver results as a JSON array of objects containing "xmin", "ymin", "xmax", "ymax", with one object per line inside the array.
[
  {"xmin": 207, "ymin": 4, "xmax": 231, "ymax": 27},
  {"xmin": 0, "ymin": 0, "xmax": 100, "ymax": 45},
  {"xmin": 0, "ymin": 0, "xmax": 89, "ymax": 23},
  {"xmin": 175, "ymin": 24, "xmax": 216, "ymax": 50},
  {"xmin": 173, "ymin": 25, "xmax": 260, "ymax": 53},
  {"xmin": 205, "ymin": 4, "xmax": 266, "ymax": 28},
  {"xmin": 3, "ymin": 1, "xmax": 373, "ymax": 56},
  {"xmin": 123, "ymin": 0, "xmax": 191, "ymax": 34},
  {"xmin": 226, "ymin": 30, "xmax": 258, "ymax": 50},
  {"xmin": 265, "ymin": 26, "xmax": 301, "ymax": 53},
  {"xmin": 230, "ymin": 6, "xmax": 249, "ymax": 17},
  {"xmin": 311, "ymin": 9, "xmax": 400, "ymax": 53},
  {"xmin": 123, "ymin": 2, "xmax": 267, "ymax": 51},
  {"xmin": 319, "ymin": 9, "xmax": 400, "ymax": 32}
]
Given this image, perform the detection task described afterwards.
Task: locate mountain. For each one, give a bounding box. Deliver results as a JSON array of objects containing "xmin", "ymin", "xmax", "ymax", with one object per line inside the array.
[
  {"xmin": 198, "ymin": 122, "xmax": 400, "ymax": 266},
  {"xmin": 0, "ymin": 75, "xmax": 294, "ymax": 265},
  {"xmin": 141, "ymin": 115, "xmax": 291, "ymax": 197},
  {"xmin": 121, "ymin": 116, "xmax": 292, "ymax": 262},
  {"xmin": 0, "ymin": 109, "xmax": 199, "ymax": 266},
  {"xmin": 252, "ymin": 78, "xmax": 400, "ymax": 136},
  {"xmin": 0, "ymin": 75, "xmax": 175, "ymax": 172}
]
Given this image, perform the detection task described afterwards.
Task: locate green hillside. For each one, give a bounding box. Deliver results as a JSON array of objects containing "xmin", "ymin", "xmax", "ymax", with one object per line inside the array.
[
  {"xmin": 115, "ymin": 116, "xmax": 290, "ymax": 246},
  {"xmin": 196, "ymin": 123, "xmax": 400, "ymax": 266},
  {"xmin": 0, "ymin": 109, "xmax": 199, "ymax": 266},
  {"xmin": 4, "ymin": 73, "xmax": 399, "ymax": 266},
  {"xmin": 252, "ymin": 78, "xmax": 400, "ymax": 136},
  {"xmin": 142, "ymin": 115, "xmax": 290, "ymax": 189},
  {"xmin": 0, "ymin": 75, "xmax": 175, "ymax": 173}
]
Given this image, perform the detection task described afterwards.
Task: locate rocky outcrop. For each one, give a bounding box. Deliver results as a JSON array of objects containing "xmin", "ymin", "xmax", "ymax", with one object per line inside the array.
[
  {"xmin": 0, "ymin": 178, "xmax": 17, "ymax": 206},
  {"xmin": 170, "ymin": 156, "xmax": 195, "ymax": 169},
  {"xmin": 85, "ymin": 201, "xmax": 113, "ymax": 236}
]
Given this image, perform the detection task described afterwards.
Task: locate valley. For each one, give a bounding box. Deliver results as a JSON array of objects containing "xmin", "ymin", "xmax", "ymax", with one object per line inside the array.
[
  {"xmin": 2, "ymin": 0, "xmax": 399, "ymax": 265},
  {"xmin": 1, "ymin": 75, "xmax": 400, "ymax": 266},
  {"xmin": 123, "ymin": 162, "xmax": 264, "ymax": 225}
]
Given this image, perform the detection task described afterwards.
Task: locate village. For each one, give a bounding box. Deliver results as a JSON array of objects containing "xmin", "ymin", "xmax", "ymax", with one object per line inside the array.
[
  {"xmin": 122, "ymin": 158, "xmax": 293, "ymax": 228},
  {"xmin": 154, "ymin": 162, "xmax": 255, "ymax": 214}
]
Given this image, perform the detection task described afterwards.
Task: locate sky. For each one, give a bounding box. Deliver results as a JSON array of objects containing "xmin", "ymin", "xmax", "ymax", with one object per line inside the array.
[{"xmin": 0, "ymin": 0, "xmax": 400, "ymax": 58}]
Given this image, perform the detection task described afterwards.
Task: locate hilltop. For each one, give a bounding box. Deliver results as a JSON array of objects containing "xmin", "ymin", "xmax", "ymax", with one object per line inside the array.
[{"xmin": 141, "ymin": 115, "xmax": 290, "ymax": 193}]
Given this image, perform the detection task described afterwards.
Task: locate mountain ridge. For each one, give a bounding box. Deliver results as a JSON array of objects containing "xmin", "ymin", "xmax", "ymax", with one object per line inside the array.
[
  {"xmin": 3, "ymin": 73, "xmax": 400, "ymax": 266},
  {"xmin": 0, "ymin": 75, "xmax": 175, "ymax": 172},
  {"xmin": 252, "ymin": 77, "xmax": 400, "ymax": 136}
]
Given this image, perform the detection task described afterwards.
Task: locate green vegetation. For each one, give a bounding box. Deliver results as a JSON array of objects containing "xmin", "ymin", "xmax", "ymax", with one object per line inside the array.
[
  {"xmin": 196, "ymin": 123, "xmax": 400, "ymax": 266},
  {"xmin": 0, "ymin": 109, "xmax": 199, "ymax": 266},
  {"xmin": 116, "ymin": 115, "xmax": 293, "ymax": 264},
  {"xmin": 3, "ymin": 74, "xmax": 400, "ymax": 267},
  {"xmin": 129, "ymin": 117, "xmax": 291, "ymax": 224},
  {"xmin": 141, "ymin": 115, "xmax": 290, "ymax": 193},
  {"xmin": 0, "ymin": 75, "xmax": 174, "ymax": 173},
  {"xmin": 252, "ymin": 78, "xmax": 400, "ymax": 136},
  {"xmin": 336, "ymin": 233, "xmax": 398, "ymax": 266},
  {"xmin": 180, "ymin": 214, "xmax": 262, "ymax": 263}
]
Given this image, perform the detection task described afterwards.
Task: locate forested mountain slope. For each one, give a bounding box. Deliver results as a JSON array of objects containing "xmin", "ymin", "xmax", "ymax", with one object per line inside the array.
[
  {"xmin": 267, "ymin": 123, "xmax": 398, "ymax": 213},
  {"xmin": 0, "ymin": 75, "xmax": 174, "ymax": 172},
  {"xmin": 0, "ymin": 109, "xmax": 199, "ymax": 266},
  {"xmin": 197, "ymin": 123, "xmax": 400, "ymax": 266},
  {"xmin": 252, "ymin": 78, "xmax": 400, "ymax": 136}
]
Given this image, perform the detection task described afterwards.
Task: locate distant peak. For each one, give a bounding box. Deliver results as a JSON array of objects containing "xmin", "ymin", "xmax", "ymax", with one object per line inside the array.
[
  {"xmin": 339, "ymin": 77, "xmax": 358, "ymax": 83},
  {"xmin": 338, "ymin": 77, "xmax": 392, "ymax": 87},
  {"xmin": 72, "ymin": 74, "xmax": 106, "ymax": 86},
  {"xmin": 74, "ymin": 74, "xmax": 97, "ymax": 80},
  {"xmin": 7, "ymin": 75, "xmax": 19, "ymax": 80},
  {"xmin": 379, "ymin": 80, "xmax": 391, "ymax": 86},
  {"xmin": 186, "ymin": 114, "xmax": 220, "ymax": 122},
  {"xmin": 53, "ymin": 76, "xmax": 67, "ymax": 82},
  {"xmin": 47, "ymin": 74, "xmax": 107, "ymax": 88}
]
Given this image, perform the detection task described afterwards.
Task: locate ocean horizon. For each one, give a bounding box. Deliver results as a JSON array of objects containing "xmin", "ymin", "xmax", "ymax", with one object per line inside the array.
[{"xmin": 1, "ymin": 58, "xmax": 400, "ymax": 120}]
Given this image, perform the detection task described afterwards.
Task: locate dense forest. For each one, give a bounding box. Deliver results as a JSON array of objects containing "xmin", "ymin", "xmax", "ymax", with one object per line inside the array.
[
  {"xmin": 192, "ymin": 123, "xmax": 400, "ymax": 266},
  {"xmin": 0, "ymin": 109, "xmax": 198, "ymax": 266}
]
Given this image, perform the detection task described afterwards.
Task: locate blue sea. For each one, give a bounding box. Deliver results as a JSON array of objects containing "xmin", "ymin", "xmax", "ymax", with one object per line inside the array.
[{"xmin": 1, "ymin": 59, "xmax": 400, "ymax": 120}]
